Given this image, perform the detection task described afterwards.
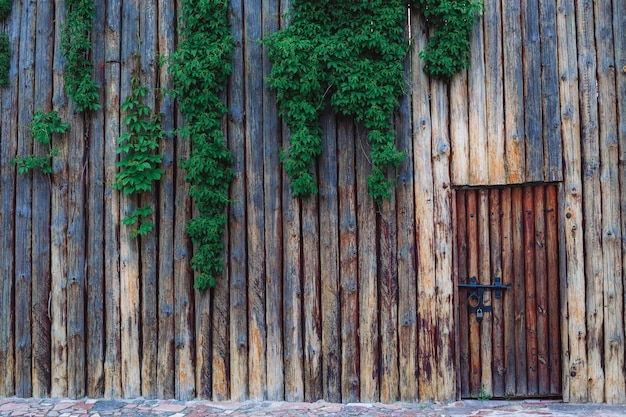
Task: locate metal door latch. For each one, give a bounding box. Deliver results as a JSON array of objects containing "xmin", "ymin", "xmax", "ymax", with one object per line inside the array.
[{"xmin": 458, "ymin": 277, "xmax": 511, "ymax": 323}]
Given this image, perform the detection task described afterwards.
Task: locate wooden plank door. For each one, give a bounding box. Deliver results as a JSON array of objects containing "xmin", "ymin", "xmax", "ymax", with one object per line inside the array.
[{"xmin": 456, "ymin": 184, "xmax": 561, "ymax": 399}]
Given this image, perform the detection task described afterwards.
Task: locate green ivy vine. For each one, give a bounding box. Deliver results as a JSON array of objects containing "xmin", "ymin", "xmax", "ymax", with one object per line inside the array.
[
  {"xmin": 0, "ymin": 0, "xmax": 10, "ymax": 20},
  {"xmin": 114, "ymin": 74, "xmax": 164, "ymax": 237},
  {"xmin": 12, "ymin": 109, "xmax": 69, "ymax": 175},
  {"xmin": 0, "ymin": 33, "xmax": 8, "ymax": 87},
  {"xmin": 61, "ymin": 0, "xmax": 100, "ymax": 112},
  {"xmin": 267, "ymin": 0, "xmax": 481, "ymax": 202},
  {"xmin": 169, "ymin": 0, "xmax": 234, "ymax": 290}
]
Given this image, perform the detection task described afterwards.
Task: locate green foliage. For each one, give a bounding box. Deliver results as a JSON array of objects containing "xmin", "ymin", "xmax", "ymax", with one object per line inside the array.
[
  {"xmin": 12, "ymin": 109, "xmax": 69, "ymax": 175},
  {"xmin": 169, "ymin": 0, "xmax": 234, "ymax": 291},
  {"xmin": 0, "ymin": 0, "xmax": 10, "ymax": 20},
  {"xmin": 267, "ymin": 0, "xmax": 480, "ymax": 202},
  {"xmin": 114, "ymin": 75, "xmax": 164, "ymax": 238},
  {"xmin": 267, "ymin": 0, "xmax": 407, "ymax": 202},
  {"xmin": 0, "ymin": 33, "xmax": 9, "ymax": 87},
  {"xmin": 61, "ymin": 0, "xmax": 100, "ymax": 112},
  {"xmin": 411, "ymin": 0, "xmax": 483, "ymax": 80}
]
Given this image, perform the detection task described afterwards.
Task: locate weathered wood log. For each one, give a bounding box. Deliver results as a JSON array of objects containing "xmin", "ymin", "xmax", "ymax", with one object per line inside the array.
[
  {"xmin": 534, "ymin": 186, "xmax": 549, "ymax": 395},
  {"xmin": 512, "ymin": 187, "xmax": 527, "ymax": 395},
  {"xmin": 521, "ymin": 0, "xmax": 543, "ymax": 181},
  {"xmin": 545, "ymin": 185, "xmax": 561, "ymax": 395},
  {"xmin": 503, "ymin": 0, "xmax": 525, "ymax": 183},
  {"xmin": 262, "ymin": 0, "xmax": 283, "ymax": 400},
  {"xmin": 31, "ymin": 0, "xmax": 54, "ymax": 398},
  {"xmin": 139, "ymin": 0, "xmax": 159, "ymax": 400},
  {"xmin": 456, "ymin": 191, "xmax": 470, "ymax": 399},
  {"xmin": 317, "ymin": 108, "xmax": 337, "ymax": 402},
  {"xmin": 244, "ymin": 0, "xmax": 267, "ymax": 401},
  {"xmin": 556, "ymin": 3, "xmax": 588, "ymax": 396},
  {"xmin": 356, "ymin": 124, "xmax": 379, "ymax": 402},
  {"xmin": 102, "ymin": 0, "xmax": 122, "ymax": 398},
  {"xmin": 156, "ymin": 0, "xmax": 176, "ymax": 399},
  {"xmin": 0, "ymin": 0, "xmax": 20, "ymax": 396},
  {"xmin": 450, "ymin": 69, "xmax": 469, "ymax": 186},
  {"xmin": 468, "ymin": 11, "xmax": 488, "ymax": 185},
  {"xmin": 431, "ymin": 81, "xmax": 454, "ymax": 402},
  {"xmin": 484, "ymin": 0, "xmax": 505, "ymax": 184},
  {"xmin": 489, "ymin": 190, "xmax": 504, "ymax": 398},
  {"xmin": 411, "ymin": 10, "xmax": 436, "ymax": 400},
  {"xmin": 577, "ymin": 0, "xmax": 604, "ymax": 403},
  {"xmin": 466, "ymin": 190, "xmax": 480, "ymax": 396},
  {"xmin": 478, "ymin": 189, "xmax": 492, "ymax": 397},
  {"xmin": 395, "ymin": 65, "xmax": 418, "ymax": 402},
  {"xmin": 500, "ymin": 188, "xmax": 516, "ymax": 396},
  {"xmin": 596, "ymin": 0, "xmax": 624, "ymax": 404},
  {"xmin": 85, "ymin": 0, "xmax": 105, "ymax": 398},
  {"xmin": 338, "ymin": 116, "xmax": 359, "ymax": 403},
  {"xmin": 539, "ymin": 0, "xmax": 562, "ymax": 181},
  {"xmin": 15, "ymin": 0, "xmax": 36, "ymax": 397},
  {"xmin": 119, "ymin": 0, "xmax": 141, "ymax": 398},
  {"xmin": 228, "ymin": 0, "xmax": 248, "ymax": 402}
]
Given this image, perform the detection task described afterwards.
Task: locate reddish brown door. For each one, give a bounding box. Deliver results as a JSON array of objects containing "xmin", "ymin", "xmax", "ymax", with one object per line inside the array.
[{"xmin": 456, "ymin": 184, "xmax": 561, "ymax": 399}]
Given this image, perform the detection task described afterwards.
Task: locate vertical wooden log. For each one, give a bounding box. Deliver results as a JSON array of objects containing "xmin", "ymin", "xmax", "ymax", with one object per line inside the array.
[
  {"xmin": 156, "ymin": 0, "xmax": 176, "ymax": 399},
  {"xmin": 477, "ymin": 189, "xmax": 492, "ymax": 397},
  {"xmin": 103, "ymin": 0, "xmax": 122, "ymax": 398},
  {"xmin": 244, "ymin": 0, "xmax": 266, "ymax": 400},
  {"xmin": 521, "ymin": 0, "xmax": 543, "ymax": 181},
  {"xmin": 431, "ymin": 81, "xmax": 455, "ymax": 402},
  {"xmin": 502, "ymin": 0, "xmax": 525, "ymax": 183},
  {"xmin": 411, "ymin": 10, "xmax": 436, "ymax": 401},
  {"xmin": 299, "ymin": 189, "xmax": 318, "ymax": 402},
  {"xmin": 596, "ymin": 0, "xmax": 625, "ymax": 404},
  {"xmin": 500, "ymin": 188, "xmax": 516, "ymax": 396},
  {"xmin": 356, "ymin": 124, "xmax": 378, "ymax": 402},
  {"xmin": 395, "ymin": 63, "xmax": 418, "ymax": 402},
  {"xmin": 484, "ymin": 0, "xmax": 505, "ymax": 184},
  {"xmin": 85, "ymin": 0, "xmax": 105, "ymax": 398},
  {"xmin": 522, "ymin": 186, "xmax": 538, "ymax": 395},
  {"xmin": 456, "ymin": 191, "xmax": 470, "ymax": 399},
  {"xmin": 512, "ymin": 186, "xmax": 527, "ymax": 395},
  {"xmin": 545, "ymin": 185, "xmax": 561, "ymax": 394},
  {"xmin": 174, "ymin": 106, "xmax": 195, "ymax": 401},
  {"xmin": 534, "ymin": 186, "xmax": 549, "ymax": 395},
  {"xmin": 466, "ymin": 190, "xmax": 480, "ymax": 396},
  {"xmin": 0, "ymin": 0, "xmax": 19, "ymax": 396},
  {"xmin": 262, "ymin": 0, "xmax": 283, "ymax": 400},
  {"xmin": 317, "ymin": 109, "xmax": 338, "ymax": 402},
  {"xmin": 468, "ymin": 11, "xmax": 488, "ymax": 185},
  {"xmin": 450, "ymin": 69, "xmax": 469, "ymax": 186},
  {"xmin": 15, "ymin": 0, "xmax": 36, "ymax": 397},
  {"xmin": 139, "ymin": 0, "xmax": 159, "ymax": 400},
  {"xmin": 539, "ymin": 0, "xmax": 562, "ymax": 181},
  {"xmin": 228, "ymin": 0, "xmax": 248, "ymax": 402},
  {"xmin": 489, "ymin": 190, "xmax": 504, "ymax": 398},
  {"xmin": 379, "ymin": 183, "xmax": 398, "ymax": 403},
  {"xmin": 576, "ymin": 0, "xmax": 604, "ymax": 403},
  {"xmin": 119, "ymin": 0, "xmax": 141, "ymax": 398},
  {"xmin": 338, "ymin": 117, "xmax": 359, "ymax": 403},
  {"xmin": 31, "ymin": 0, "xmax": 54, "ymax": 398},
  {"xmin": 196, "ymin": 287, "xmax": 211, "ymax": 399}
]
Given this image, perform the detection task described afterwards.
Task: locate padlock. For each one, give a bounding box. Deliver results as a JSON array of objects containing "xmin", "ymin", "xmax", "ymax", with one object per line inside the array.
[{"xmin": 476, "ymin": 308, "xmax": 483, "ymax": 320}]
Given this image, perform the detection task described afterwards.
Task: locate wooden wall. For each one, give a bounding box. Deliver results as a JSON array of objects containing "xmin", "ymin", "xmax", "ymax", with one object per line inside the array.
[{"xmin": 0, "ymin": 0, "xmax": 624, "ymax": 404}]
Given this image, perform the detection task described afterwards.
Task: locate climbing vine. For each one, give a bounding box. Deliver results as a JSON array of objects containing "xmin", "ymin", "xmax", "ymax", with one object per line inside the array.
[
  {"xmin": 12, "ymin": 109, "xmax": 69, "ymax": 175},
  {"xmin": 267, "ymin": 0, "xmax": 481, "ymax": 202},
  {"xmin": 0, "ymin": 0, "xmax": 10, "ymax": 20},
  {"xmin": 414, "ymin": 0, "xmax": 483, "ymax": 80},
  {"xmin": 169, "ymin": 0, "xmax": 234, "ymax": 290},
  {"xmin": 0, "ymin": 33, "xmax": 8, "ymax": 87},
  {"xmin": 114, "ymin": 74, "xmax": 164, "ymax": 238},
  {"xmin": 61, "ymin": 0, "xmax": 100, "ymax": 112}
]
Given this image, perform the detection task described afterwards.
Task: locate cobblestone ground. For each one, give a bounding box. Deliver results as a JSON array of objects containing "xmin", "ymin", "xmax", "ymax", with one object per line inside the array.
[{"xmin": 1, "ymin": 398, "xmax": 626, "ymax": 417}]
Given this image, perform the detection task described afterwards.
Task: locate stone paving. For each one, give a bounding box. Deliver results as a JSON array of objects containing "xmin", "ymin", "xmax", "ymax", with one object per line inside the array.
[{"xmin": 1, "ymin": 397, "xmax": 626, "ymax": 417}]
